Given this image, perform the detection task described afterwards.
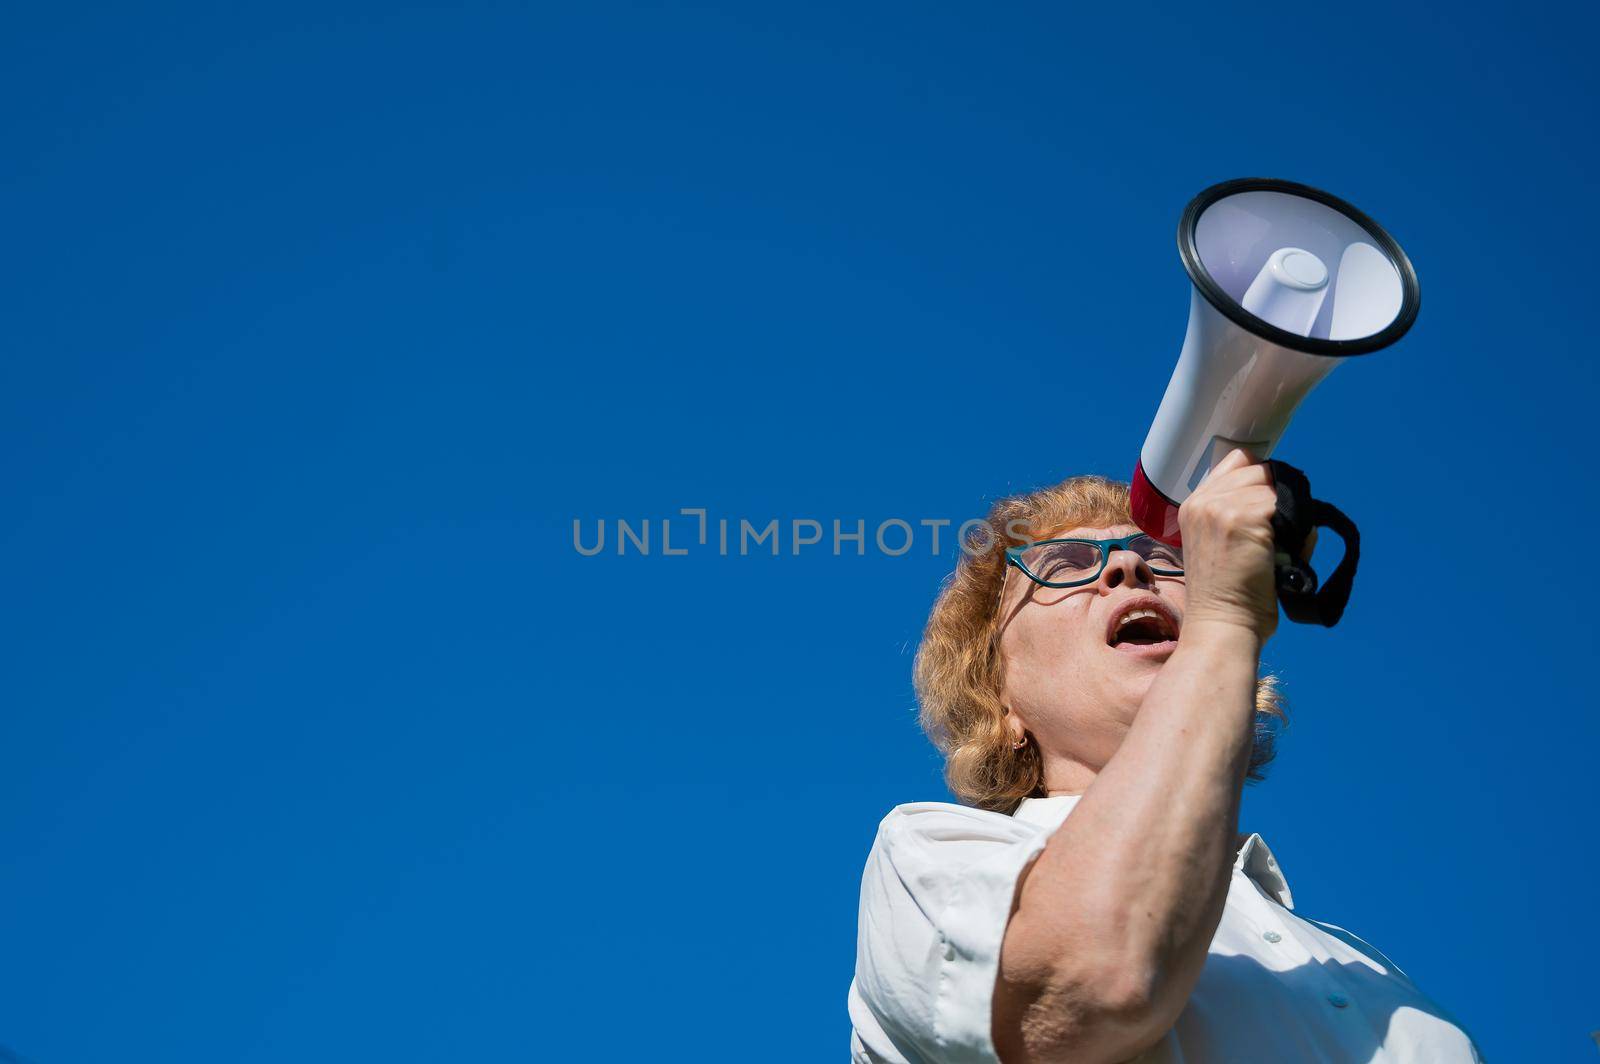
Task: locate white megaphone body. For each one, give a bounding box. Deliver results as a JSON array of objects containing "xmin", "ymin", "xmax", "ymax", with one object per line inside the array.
[{"xmin": 1130, "ymin": 178, "xmax": 1420, "ymax": 546}]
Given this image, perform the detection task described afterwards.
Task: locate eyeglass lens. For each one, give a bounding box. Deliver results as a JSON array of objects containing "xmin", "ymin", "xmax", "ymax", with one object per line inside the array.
[{"xmin": 1020, "ymin": 536, "xmax": 1183, "ymax": 584}]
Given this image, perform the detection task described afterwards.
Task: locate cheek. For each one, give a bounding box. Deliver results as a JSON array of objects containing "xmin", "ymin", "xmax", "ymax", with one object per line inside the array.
[{"xmin": 1006, "ymin": 600, "xmax": 1097, "ymax": 676}]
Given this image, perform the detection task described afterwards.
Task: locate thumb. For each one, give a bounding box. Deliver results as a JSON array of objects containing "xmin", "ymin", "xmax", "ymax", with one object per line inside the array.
[{"xmin": 1198, "ymin": 446, "xmax": 1250, "ymax": 486}]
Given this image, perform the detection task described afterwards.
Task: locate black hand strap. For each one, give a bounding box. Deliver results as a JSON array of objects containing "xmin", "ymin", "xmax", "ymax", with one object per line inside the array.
[{"xmin": 1266, "ymin": 459, "xmax": 1361, "ymax": 627}]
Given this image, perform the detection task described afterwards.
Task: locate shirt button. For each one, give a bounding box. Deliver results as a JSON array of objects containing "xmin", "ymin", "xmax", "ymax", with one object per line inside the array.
[
  {"xmin": 939, "ymin": 934, "xmax": 955, "ymax": 961},
  {"xmin": 1328, "ymin": 993, "xmax": 1350, "ymax": 1009},
  {"xmin": 1262, "ymin": 931, "xmax": 1282, "ymax": 943}
]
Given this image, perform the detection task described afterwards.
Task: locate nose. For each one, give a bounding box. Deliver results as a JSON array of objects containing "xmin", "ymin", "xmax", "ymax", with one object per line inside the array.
[{"xmin": 1098, "ymin": 548, "xmax": 1155, "ymax": 593}]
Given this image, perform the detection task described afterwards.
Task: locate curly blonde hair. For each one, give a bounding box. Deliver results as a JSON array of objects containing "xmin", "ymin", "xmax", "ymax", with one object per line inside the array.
[{"xmin": 913, "ymin": 475, "xmax": 1286, "ymax": 814}]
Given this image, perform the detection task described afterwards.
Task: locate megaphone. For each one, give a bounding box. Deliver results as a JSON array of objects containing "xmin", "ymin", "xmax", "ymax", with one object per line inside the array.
[{"xmin": 1130, "ymin": 178, "xmax": 1420, "ymax": 625}]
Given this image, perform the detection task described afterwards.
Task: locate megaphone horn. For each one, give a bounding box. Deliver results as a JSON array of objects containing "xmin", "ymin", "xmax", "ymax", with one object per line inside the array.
[{"xmin": 1130, "ymin": 178, "xmax": 1420, "ymax": 624}]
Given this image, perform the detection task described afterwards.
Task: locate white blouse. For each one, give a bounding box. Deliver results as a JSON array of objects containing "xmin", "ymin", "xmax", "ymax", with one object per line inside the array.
[{"xmin": 848, "ymin": 795, "xmax": 1483, "ymax": 1062}]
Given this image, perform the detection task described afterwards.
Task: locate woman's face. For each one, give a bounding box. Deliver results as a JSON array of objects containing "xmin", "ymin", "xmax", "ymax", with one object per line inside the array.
[{"xmin": 997, "ymin": 522, "xmax": 1186, "ymax": 790}]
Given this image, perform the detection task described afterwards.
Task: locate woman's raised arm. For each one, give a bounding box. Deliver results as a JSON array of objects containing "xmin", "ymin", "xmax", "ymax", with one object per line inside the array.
[{"xmin": 991, "ymin": 449, "xmax": 1279, "ymax": 1063}]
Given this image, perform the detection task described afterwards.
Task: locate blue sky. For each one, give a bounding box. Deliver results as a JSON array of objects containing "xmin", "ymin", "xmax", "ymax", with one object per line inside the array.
[{"xmin": 3, "ymin": 3, "xmax": 1595, "ymax": 1061}]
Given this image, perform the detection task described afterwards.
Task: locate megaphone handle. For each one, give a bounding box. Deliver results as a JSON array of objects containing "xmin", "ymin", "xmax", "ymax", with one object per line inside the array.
[
  {"xmin": 1304, "ymin": 500, "xmax": 1360, "ymax": 625},
  {"xmin": 1267, "ymin": 459, "xmax": 1362, "ymax": 627}
]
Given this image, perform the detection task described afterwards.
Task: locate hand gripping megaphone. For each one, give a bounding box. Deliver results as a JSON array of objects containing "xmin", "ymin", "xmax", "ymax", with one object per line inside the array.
[{"xmin": 1130, "ymin": 178, "xmax": 1420, "ymax": 626}]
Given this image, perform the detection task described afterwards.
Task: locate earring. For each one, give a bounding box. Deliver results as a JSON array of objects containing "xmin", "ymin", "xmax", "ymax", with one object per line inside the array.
[{"xmin": 1011, "ymin": 733, "xmax": 1028, "ymax": 750}]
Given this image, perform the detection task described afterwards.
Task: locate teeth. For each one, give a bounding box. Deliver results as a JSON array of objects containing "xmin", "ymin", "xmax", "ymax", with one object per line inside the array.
[{"xmin": 1116, "ymin": 609, "xmax": 1172, "ymax": 636}]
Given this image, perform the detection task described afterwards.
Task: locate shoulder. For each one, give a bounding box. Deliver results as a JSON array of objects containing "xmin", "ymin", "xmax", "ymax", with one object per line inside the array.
[
  {"xmin": 1302, "ymin": 917, "xmax": 1414, "ymax": 985},
  {"xmin": 860, "ymin": 800, "xmax": 1054, "ymax": 907},
  {"xmin": 869, "ymin": 801, "xmax": 1042, "ymax": 862},
  {"xmin": 873, "ymin": 800, "xmax": 1039, "ymax": 839}
]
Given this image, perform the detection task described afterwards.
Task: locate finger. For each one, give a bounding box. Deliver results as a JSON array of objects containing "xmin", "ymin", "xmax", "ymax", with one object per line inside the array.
[
  {"xmin": 1204, "ymin": 459, "xmax": 1275, "ymax": 493},
  {"xmin": 1202, "ymin": 447, "xmax": 1254, "ymax": 482},
  {"xmin": 1195, "ymin": 446, "xmax": 1270, "ymax": 491}
]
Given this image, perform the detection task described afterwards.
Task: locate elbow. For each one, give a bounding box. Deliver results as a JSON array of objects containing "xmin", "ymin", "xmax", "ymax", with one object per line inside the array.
[
  {"xmin": 1087, "ymin": 962, "xmax": 1165, "ymax": 1023},
  {"xmin": 995, "ymin": 956, "xmax": 1175, "ymax": 1064},
  {"xmin": 1064, "ymin": 958, "xmax": 1174, "ymax": 1054}
]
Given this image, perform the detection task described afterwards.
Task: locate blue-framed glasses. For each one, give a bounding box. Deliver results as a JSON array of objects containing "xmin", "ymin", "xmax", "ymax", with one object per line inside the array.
[{"xmin": 1005, "ymin": 533, "xmax": 1184, "ymax": 589}]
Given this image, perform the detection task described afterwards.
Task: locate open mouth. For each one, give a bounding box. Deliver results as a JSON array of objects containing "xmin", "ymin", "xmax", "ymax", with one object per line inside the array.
[{"xmin": 1106, "ymin": 599, "xmax": 1181, "ymax": 655}]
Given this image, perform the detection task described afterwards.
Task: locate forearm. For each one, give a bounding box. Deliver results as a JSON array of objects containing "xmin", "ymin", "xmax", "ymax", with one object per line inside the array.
[{"xmin": 1003, "ymin": 623, "xmax": 1262, "ymax": 1044}]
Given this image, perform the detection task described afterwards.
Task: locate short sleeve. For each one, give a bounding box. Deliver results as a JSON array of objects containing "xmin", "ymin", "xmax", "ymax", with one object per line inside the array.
[{"xmin": 850, "ymin": 802, "xmax": 1053, "ymax": 1064}]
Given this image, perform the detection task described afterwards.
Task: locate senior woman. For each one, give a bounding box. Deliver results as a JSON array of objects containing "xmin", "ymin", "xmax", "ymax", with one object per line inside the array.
[{"xmin": 847, "ymin": 449, "xmax": 1481, "ymax": 1063}]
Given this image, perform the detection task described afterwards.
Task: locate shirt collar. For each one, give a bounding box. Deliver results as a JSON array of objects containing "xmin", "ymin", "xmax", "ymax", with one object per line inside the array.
[
  {"xmin": 1011, "ymin": 796, "xmax": 1295, "ymax": 910},
  {"xmin": 1235, "ymin": 832, "xmax": 1294, "ymax": 909}
]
